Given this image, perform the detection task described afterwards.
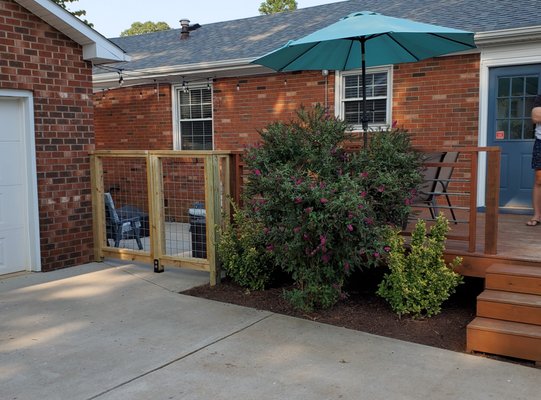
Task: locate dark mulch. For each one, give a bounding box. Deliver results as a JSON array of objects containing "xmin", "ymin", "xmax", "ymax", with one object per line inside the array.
[{"xmin": 182, "ymin": 272, "xmax": 484, "ymax": 353}]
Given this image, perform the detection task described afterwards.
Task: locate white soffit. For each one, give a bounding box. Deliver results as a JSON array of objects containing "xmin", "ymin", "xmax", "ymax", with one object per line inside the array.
[{"xmin": 14, "ymin": 0, "xmax": 130, "ymax": 64}]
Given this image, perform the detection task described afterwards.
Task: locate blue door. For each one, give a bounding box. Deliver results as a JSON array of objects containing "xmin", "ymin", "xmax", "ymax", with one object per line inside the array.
[{"xmin": 488, "ymin": 65, "xmax": 541, "ymax": 212}]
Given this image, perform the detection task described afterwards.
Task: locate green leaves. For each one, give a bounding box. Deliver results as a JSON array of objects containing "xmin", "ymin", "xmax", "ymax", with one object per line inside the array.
[
  {"xmin": 234, "ymin": 105, "xmax": 423, "ymax": 311},
  {"xmin": 377, "ymin": 215, "xmax": 463, "ymax": 318},
  {"xmin": 259, "ymin": 0, "xmax": 298, "ymax": 15},
  {"xmin": 120, "ymin": 21, "xmax": 171, "ymax": 37}
]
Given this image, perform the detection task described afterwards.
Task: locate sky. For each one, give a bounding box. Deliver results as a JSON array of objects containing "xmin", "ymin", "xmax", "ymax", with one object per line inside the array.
[{"xmin": 75, "ymin": 0, "xmax": 340, "ymax": 38}]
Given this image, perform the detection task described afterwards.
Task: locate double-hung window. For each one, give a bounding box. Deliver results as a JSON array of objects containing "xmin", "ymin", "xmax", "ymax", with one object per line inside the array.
[
  {"xmin": 337, "ymin": 67, "xmax": 392, "ymax": 129},
  {"xmin": 177, "ymin": 86, "xmax": 213, "ymax": 150}
]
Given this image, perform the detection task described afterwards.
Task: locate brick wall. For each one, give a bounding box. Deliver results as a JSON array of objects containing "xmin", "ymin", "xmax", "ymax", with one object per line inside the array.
[
  {"xmin": 94, "ymin": 55, "xmax": 481, "ymax": 151},
  {"xmin": 0, "ymin": 0, "xmax": 95, "ymax": 271},
  {"xmin": 94, "ymin": 83, "xmax": 173, "ymax": 149},
  {"xmin": 393, "ymin": 53, "xmax": 480, "ymax": 148},
  {"xmin": 213, "ymin": 71, "xmax": 334, "ymax": 150}
]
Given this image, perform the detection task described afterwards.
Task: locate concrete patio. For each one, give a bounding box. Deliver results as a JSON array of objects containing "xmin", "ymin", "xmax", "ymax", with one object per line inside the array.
[{"xmin": 0, "ymin": 261, "xmax": 539, "ymax": 400}]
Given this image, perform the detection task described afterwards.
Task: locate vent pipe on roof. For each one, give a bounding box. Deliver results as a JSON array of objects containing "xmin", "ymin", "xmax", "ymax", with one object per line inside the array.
[
  {"xmin": 180, "ymin": 19, "xmax": 190, "ymax": 39},
  {"xmin": 180, "ymin": 19, "xmax": 201, "ymax": 40}
]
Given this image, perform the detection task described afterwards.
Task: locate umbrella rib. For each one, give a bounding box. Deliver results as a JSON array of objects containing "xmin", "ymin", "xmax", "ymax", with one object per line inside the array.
[
  {"xmin": 278, "ymin": 42, "xmax": 322, "ymax": 71},
  {"xmin": 343, "ymin": 40, "xmax": 355, "ymax": 70},
  {"xmin": 386, "ymin": 34, "xmax": 421, "ymax": 61},
  {"xmin": 429, "ymin": 32, "xmax": 476, "ymax": 49}
]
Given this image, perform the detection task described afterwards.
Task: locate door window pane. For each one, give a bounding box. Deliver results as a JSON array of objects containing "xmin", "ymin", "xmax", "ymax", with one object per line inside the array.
[
  {"xmin": 498, "ymin": 78, "xmax": 510, "ymax": 97},
  {"xmin": 496, "ymin": 75, "xmax": 539, "ymax": 141},
  {"xmin": 511, "ymin": 77, "xmax": 524, "ymax": 96}
]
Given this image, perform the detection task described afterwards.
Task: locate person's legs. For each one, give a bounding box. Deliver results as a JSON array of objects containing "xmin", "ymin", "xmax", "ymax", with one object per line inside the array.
[
  {"xmin": 530, "ymin": 170, "xmax": 541, "ymax": 223},
  {"xmin": 527, "ymin": 139, "xmax": 541, "ymax": 225}
]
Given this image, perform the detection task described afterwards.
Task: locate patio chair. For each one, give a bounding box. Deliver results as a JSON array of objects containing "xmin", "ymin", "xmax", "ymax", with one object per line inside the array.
[
  {"xmin": 433, "ymin": 151, "xmax": 459, "ymax": 223},
  {"xmin": 104, "ymin": 192, "xmax": 144, "ymax": 250},
  {"xmin": 415, "ymin": 151, "xmax": 459, "ymax": 223}
]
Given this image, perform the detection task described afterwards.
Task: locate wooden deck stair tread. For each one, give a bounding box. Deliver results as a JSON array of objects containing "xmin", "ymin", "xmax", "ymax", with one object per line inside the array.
[
  {"xmin": 468, "ymin": 317, "xmax": 541, "ymax": 339},
  {"xmin": 486, "ymin": 264, "xmax": 541, "ymax": 277},
  {"xmin": 478, "ymin": 290, "xmax": 541, "ymax": 307}
]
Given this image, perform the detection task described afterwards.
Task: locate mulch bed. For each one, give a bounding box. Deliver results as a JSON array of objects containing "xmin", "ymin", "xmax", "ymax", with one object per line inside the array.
[{"xmin": 182, "ymin": 272, "xmax": 484, "ymax": 353}]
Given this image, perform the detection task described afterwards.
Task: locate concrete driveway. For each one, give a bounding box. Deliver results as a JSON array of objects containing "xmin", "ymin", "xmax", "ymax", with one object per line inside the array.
[{"xmin": 0, "ymin": 261, "xmax": 539, "ymax": 400}]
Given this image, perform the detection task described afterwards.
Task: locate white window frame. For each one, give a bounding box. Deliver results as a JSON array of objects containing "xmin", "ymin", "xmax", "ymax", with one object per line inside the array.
[
  {"xmin": 172, "ymin": 83, "xmax": 214, "ymax": 150},
  {"xmin": 334, "ymin": 66, "xmax": 393, "ymax": 131}
]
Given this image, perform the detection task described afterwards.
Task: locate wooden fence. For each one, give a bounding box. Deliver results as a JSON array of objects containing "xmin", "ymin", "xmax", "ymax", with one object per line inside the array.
[
  {"xmin": 90, "ymin": 146, "xmax": 501, "ymax": 284},
  {"xmin": 90, "ymin": 150, "xmax": 235, "ymax": 285}
]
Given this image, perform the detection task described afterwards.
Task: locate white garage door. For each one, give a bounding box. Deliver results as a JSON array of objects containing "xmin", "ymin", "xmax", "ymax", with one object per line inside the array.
[{"xmin": 0, "ymin": 97, "xmax": 35, "ymax": 274}]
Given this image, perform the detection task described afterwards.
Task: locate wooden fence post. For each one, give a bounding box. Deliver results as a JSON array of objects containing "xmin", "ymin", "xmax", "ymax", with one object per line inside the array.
[
  {"xmin": 205, "ymin": 155, "xmax": 222, "ymax": 286},
  {"xmin": 90, "ymin": 153, "xmax": 105, "ymax": 262},
  {"xmin": 148, "ymin": 153, "xmax": 165, "ymax": 272}
]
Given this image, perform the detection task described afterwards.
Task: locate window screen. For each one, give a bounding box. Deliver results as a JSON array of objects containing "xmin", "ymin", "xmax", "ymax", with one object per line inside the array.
[
  {"xmin": 342, "ymin": 72, "xmax": 388, "ymax": 127},
  {"xmin": 178, "ymin": 87, "xmax": 213, "ymax": 150}
]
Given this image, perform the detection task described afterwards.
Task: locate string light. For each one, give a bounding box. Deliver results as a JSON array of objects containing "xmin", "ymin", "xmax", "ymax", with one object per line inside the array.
[
  {"xmin": 207, "ymin": 78, "xmax": 212, "ymax": 90},
  {"xmin": 236, "ymin": 82, "xmax": 240, "ymax": 91},
  {"xmin": 118, "ymin": 70, "xmax": 124, "ymax": 86}
]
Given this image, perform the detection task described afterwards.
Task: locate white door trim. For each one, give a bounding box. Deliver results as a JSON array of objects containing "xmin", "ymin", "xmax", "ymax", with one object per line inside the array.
[
  {"xmin": 0, "ymin": 89, "xmax": 41, "ymax": 272},
  {"xmin": 477, "ymin": 42, "xmax": 541, "ymax": 208}
]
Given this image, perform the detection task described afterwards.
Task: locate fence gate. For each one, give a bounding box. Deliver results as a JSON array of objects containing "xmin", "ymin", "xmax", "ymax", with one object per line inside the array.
[{"xmin": 90, "ymin": 150, "xmax": 233, "ymax": 285}]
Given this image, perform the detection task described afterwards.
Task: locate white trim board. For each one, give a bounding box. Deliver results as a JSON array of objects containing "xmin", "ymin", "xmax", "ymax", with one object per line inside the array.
[{"xmin": 0, "ymin": 90, "xmax": 41, "ymax": 272}]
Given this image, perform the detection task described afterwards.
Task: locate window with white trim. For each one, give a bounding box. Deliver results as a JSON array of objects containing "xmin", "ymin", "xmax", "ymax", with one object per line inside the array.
[
  {"xmin": 177, "ymin": 86, "xmax": 213, "ymax": 150},
  {"xmin": 337, "ymin": 67, "xmax": 392, "ymax": 129}
]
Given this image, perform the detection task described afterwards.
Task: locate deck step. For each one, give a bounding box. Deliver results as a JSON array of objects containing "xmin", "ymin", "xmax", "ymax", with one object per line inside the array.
[
  {"xmin": 485, "ymin": 264, "xmax": 541, "ymax": 295},
  {"xmin": 477, "ymin": 290, "xmax": 541, "ymax": 325},
  {"xmin": 467, "ymin": 317, "xmax": 541, "ymax": 363}
]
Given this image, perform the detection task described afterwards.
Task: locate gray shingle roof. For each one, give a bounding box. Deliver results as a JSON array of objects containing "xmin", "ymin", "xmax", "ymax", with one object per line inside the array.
[{"xmin": 98, "ymin": 0, "xmax": 541, "ymax": 74}]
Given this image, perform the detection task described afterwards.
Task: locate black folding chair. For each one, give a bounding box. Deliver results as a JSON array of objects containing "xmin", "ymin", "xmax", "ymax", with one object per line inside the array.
[
  {"xmin": 415, "ymin": 151, "xmax": 459, "ymax": 223},
  {"xmin": 104, "ymin": 192, "xmax": 144, "ymax": 250}
]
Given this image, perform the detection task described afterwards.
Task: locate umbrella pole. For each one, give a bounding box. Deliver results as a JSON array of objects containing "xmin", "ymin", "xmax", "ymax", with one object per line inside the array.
[{"xmin": 361, "ymin": 38, "xmax": 368, "ymax": 147}]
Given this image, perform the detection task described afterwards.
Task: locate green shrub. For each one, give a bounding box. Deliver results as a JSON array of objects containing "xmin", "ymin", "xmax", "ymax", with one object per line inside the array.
[
  {"xmin": 217, "ymin": 203, "xmax": 276, "ymax": 291},
  {"xmin": 353, "ymin": 130, "xmax": 423, "ymax": 226},
  {"xmin": 377, "ymin": 215, "xmax": 463, "ymax": 318},
  {"xmin": 241, "ymin": 105, "xmax": 423, "ymax": 311}
]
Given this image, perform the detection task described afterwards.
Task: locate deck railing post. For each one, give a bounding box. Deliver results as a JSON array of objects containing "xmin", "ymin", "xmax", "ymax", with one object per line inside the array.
[
  {"xmin": 468, "ymin": 151, "xmax": 478, "ymax": 253},
  {"xmin": 484, "ymin": 149, "xmax": 500, "ymax": 254},
  {"xmin": 229, "ymin": 151, "xmax": 243, "ymax": 207}
]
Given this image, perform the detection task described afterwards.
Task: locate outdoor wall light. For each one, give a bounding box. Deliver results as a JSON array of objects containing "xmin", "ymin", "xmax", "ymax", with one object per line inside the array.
[{"xmin": 322, "ymin": 69, "xmax": 329, "ymax": 77}]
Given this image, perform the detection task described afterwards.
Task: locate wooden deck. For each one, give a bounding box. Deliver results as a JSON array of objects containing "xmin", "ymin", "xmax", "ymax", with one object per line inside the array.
[{"xmin": 405, "ymin": 211, "xmax": 541, "ymax": 277}]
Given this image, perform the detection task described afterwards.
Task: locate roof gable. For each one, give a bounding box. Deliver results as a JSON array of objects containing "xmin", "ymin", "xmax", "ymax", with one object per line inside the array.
[{"xmin": 14, "ymin": 0, "xmax": 129, "ymax": 64}]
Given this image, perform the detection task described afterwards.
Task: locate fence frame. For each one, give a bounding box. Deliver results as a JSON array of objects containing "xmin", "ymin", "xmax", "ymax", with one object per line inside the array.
[{"xmin": 90, "ymin": 150, "xmax": 233, "ymax": 286}]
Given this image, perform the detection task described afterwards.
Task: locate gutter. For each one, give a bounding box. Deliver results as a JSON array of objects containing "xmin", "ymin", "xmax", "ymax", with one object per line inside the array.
[
  {"xmin": 475, "ymin": 26, "xmax": 541, "ymax": 47},
  {"xmin": 93, "ymin": 57, "xmax": 274, "ymax": 86}
]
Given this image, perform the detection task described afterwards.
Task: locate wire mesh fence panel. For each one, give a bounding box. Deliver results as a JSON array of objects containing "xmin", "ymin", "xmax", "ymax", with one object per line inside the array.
[
  {"xmin": 101, "ymin": 156, "xmax": 149, "ymax": 252},
  {"xmin": 161, "ymin": 156, "xmax": 207, "ymax": 259}
]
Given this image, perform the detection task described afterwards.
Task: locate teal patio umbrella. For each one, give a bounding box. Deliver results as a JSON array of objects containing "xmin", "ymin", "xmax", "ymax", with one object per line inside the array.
[{"xmin": 252, "ymin": 11, "xmax": 476, "ymax": 143}]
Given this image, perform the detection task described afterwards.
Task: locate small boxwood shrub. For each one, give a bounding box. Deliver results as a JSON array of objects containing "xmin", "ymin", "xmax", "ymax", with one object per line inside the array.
[{"xmin": 377, "ymin": 215, "xmax": 463, "ymax": 318}]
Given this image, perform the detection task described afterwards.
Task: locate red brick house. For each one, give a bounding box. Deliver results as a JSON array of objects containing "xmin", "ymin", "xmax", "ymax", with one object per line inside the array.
[
  {"xmin": 0, "ymin": 0, "xmax": 128, "ymax": 274},
  {"xmin": 93, "ymin": 0, "xmax": 541, "ymax": 214}
]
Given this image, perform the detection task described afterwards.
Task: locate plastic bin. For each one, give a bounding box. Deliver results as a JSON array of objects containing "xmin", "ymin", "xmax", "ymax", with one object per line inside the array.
[{"xmin": 189, "ymin": 205, "xmax": 206, "ymax": 258}]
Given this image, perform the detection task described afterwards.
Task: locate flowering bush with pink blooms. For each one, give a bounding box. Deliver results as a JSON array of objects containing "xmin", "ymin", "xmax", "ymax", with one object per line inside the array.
[{"xmin": 232, "ymin": 105, "xmax": 422, "ymax": 311}]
